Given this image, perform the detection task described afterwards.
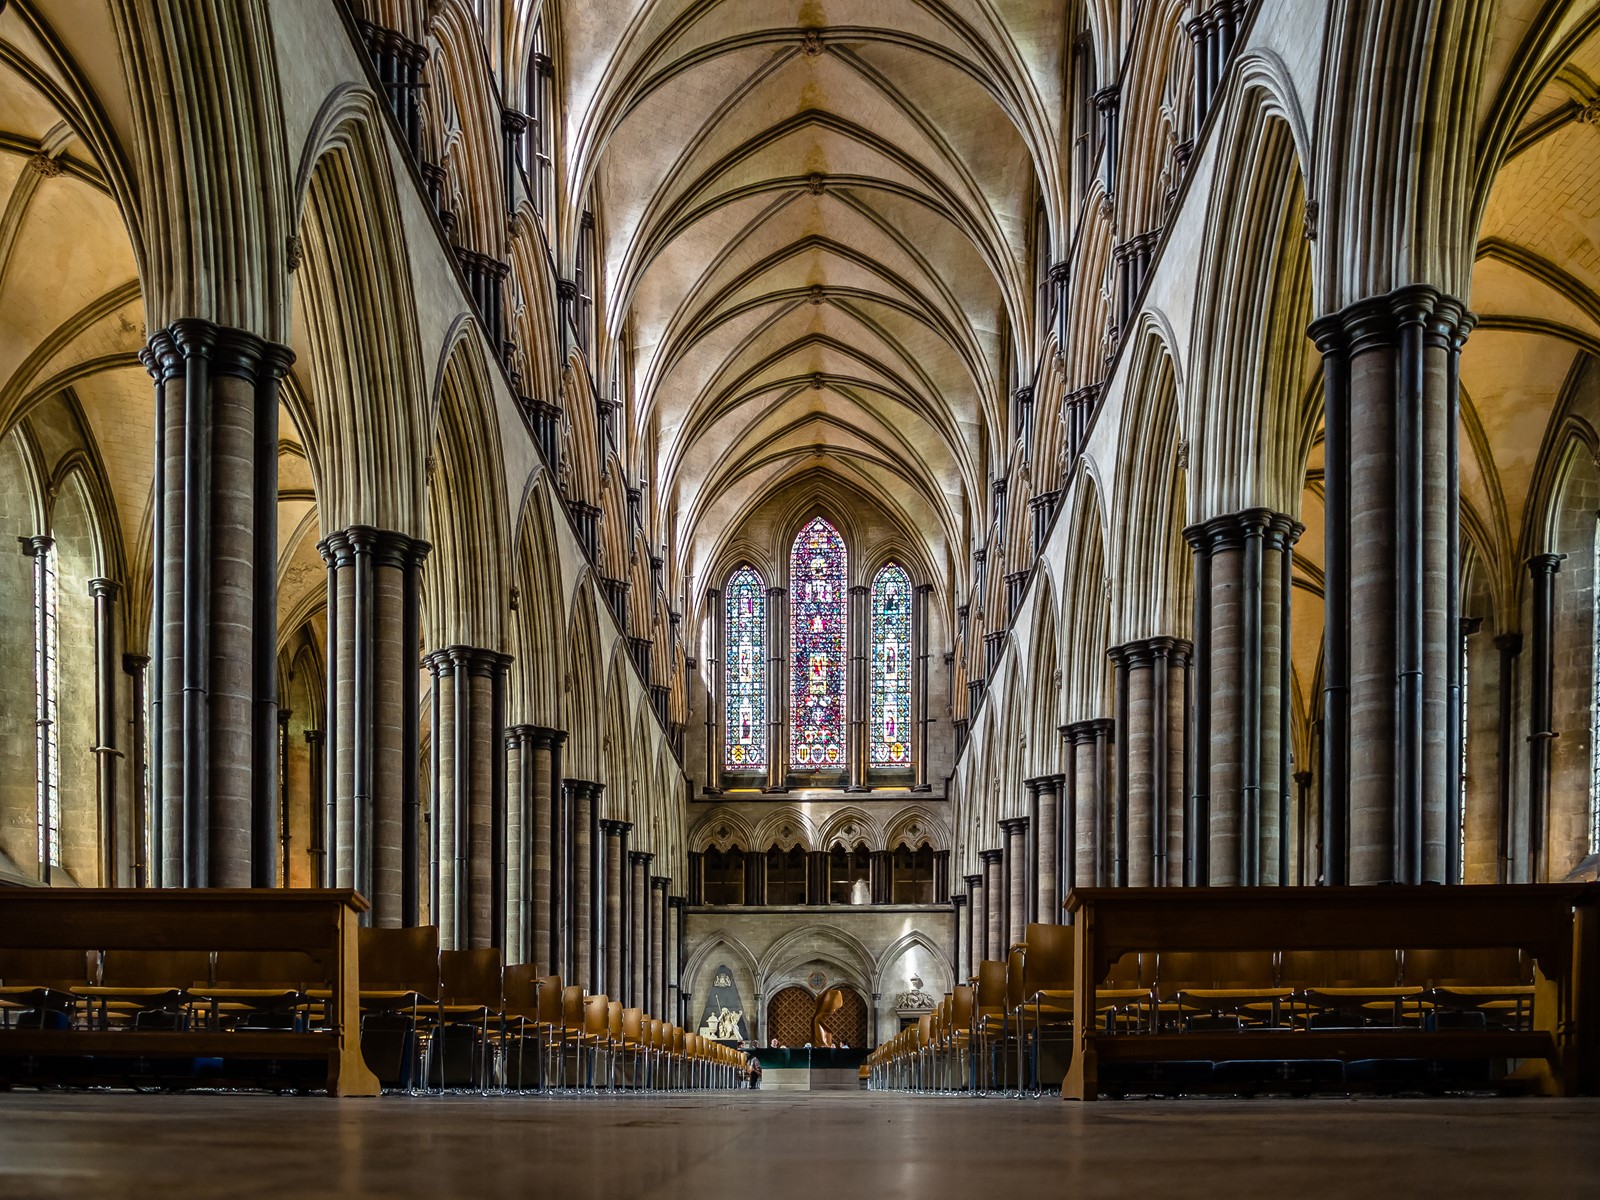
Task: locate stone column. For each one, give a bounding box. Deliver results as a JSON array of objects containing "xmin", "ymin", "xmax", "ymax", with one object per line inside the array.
[
  {"xmin": 848, "ymin": 584, "xmax": 869, "ymax": 790},
  {"xmin": 1312, "ymin": 289, "xmax": 1471, "ymax": 884},
  {"xmin": 686, "ymin": 851, "xmax": 704, "ymax": 905},
  {"xmin": 1000, "ymin": 817, "xmax": 1028, "ymax": 949},
  {"xmin": 952, "ymin": 892, "xmax": 967, "ymax": 984},
  {"xmin": 932, "ymin": 849, "xmax": 950, "ymax": 903},
  {"xmin": 1184, "ymin": 511, "xmax": 1299, "ymax": 885},
  {"xmin": 766, "ymin": 586, "xmax": 789, "ymax": 791},
  {"xmin": 980, "ymin": 848, "xmax": 1002, "ymax": 963},
  {"xmin": 1109, "ymin": 638, "xmax": 1192, "ymax": 887},
  {"xmin": 426, "ymin": 647, "xmax": 506, "ymax": 947},
  {"xmin": 1493, "ymin": 633, "xmax": 1522, "ymax": 883},
  {"xmin": 667, "ymin": 895, "xmax": 685, "ymax": 1023},
  {"xmin": 580, "ymin": 782, "xmax": 600, "ymax": 990},
  {"xmin": 651, "ymin": 876, "xmax": 669, "ymax": 1016},
  {"xmin": 1063, "ymin": 719, "xmax": 1114, "ymax": 888},
  {"xmin": 869, "ymin": 850, "xmax": 892, "ymax": 903},
  {"xmin": 521, "ymin": 727, "xmax": 561, "ymax": 973},
  {"xmin": 305, "ymin": 729, "xmax": 325, "ymax": 888},
  {"xmin": 964, "ymin": 873, "xmax": 984, "ymax": 966},
  {"xmin": 1527, "ymin": 555, "xmax": 1561, "ymax": 882},
  {"xmin": 743, "ymin": 849, "xmax": 765, "ymax": 905},
  {"xmin": 1028, "ymin": 774, "xmax": 1064, "ymax": 921},
  {"xmin": 143, "ymin": 324, "xmax": 292, "ymax": 888},
  {"xmin": 123, "ymin": 653, "xmax": 150, "ymax": 888},
  {"xmin": 89, "ymin": 578, "xmax": 121, "ymax": 886},
  {"xmin": 601, "ymin": 819, "xmax": 629, "ymax": 997},
  {"xmin": 322, "ymin": 528, "xmax": 430, "ymax": 925},
  {"xmin": 630, "ymin": 851, "xmax": 650, "ymax": 1006},
  {"xmin": 504, "ymin": 727, "xmax": 525, "ymax": 961},
  {"xmin": 807, "ymin": 850, "xmax": 830, "ymax": 905}
]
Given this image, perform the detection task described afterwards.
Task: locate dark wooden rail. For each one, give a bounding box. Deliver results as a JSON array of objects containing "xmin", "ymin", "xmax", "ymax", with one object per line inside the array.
[
  {"xmin": 0, "ymin": 888, "xmax": 379, "ymax": 1097},
  {"xmin": 1062, "ymin": 884, "xmax": 1599, "ymax": 1101}
]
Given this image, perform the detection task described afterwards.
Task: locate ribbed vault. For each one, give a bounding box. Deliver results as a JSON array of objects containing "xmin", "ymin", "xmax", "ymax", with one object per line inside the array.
[{"xmin": 552, "ymin": 0, "xmax": 1062, "ymax": 592}]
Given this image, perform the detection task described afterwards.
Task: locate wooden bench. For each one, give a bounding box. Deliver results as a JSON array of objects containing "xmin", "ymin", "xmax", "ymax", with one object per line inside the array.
[
  {"xmin": 1063, "ymin": 884, "xmax": 1599, "ymax": 1100},
  {"xmin": 0, "ymin": 888, "xmax": 379, "ymax": 1097}
]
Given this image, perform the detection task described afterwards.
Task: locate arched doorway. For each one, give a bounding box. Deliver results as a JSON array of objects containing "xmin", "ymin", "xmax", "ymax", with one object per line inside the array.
[
  {"xmin": 766, "ymin": 986, "xmax": 814, "ymax": 1047},
  {"xmin": 819, "ymin": 987, "xmax": 869, "ymax": 1049},
  {"xmin": 766, "ymin": 984, "xmax": 872, "ymax": 1048}
]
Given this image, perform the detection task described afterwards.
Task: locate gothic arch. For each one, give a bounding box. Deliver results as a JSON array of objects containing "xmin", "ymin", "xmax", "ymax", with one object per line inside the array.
[
  {"xmin": 424, "ymin": 325, "xmax": 510, "ymax": 650},
  {"xmin": 1191, "ymin": 74, "xmax": 1315, "ymax": 520},
  {"xmin": 291, "ymin": 87, "xmax": 428, "ymax": 532}
]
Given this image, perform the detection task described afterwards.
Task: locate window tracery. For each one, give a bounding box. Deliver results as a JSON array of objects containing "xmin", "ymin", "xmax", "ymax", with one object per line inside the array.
[
  {"xmin": 790, "ymin": 517, "xmax": 846, "ymax": 769},
  {"xmin": 723, "ymin": 567, "xmax": 766, "ymax": 771},
  {"xmin": 871, "ymin": 561, "xmax": 913, "ymax": 768}
]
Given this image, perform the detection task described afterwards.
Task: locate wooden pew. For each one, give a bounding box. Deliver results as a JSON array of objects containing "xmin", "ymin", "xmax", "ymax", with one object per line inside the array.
[
  {"xmin": 1062, "ymin": 884, "xmax": 1599, "ymax": 1101},
  {"xmin": 0, "ymin": 888, "xmax": 379, "ymax": 1097}
]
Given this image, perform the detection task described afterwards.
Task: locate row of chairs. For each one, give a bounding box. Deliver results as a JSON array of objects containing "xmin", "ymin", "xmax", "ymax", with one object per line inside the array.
[
  {"xmin": 0, "ymin": 928, "xmax": 748, "ymax": 1094},
  {"xmin": 868, "ymin": 924, "xmax": 1535, "ymax": 1095}
]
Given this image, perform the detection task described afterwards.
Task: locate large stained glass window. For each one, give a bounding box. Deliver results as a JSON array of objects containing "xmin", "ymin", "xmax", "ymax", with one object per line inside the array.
[
  {"xmin": 870, "ymin": 562, "xmax": 913, "ymax": 767},
  {"xmin": 723, "ymin": 567, "xmax": 767, "ymax": 771},
  {"xmin": 790, "ymin": 517, "xmax": 847, "ymax": 769}
]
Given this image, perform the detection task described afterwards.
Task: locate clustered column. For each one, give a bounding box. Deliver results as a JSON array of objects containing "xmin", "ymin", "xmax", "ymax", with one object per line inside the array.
[
  {"xmin": 630, "ymin": 850, "xmax": 651, "ymax": 1006},
  {"xmin": 1000, "ymin": 817, "xmax": 1028, "ymax": 950},
  {"xmin": 1184, "ymin": 510, "xmax": 1299, "ymax": 885},
  {"xmin": 651, "ymin": 876, "xmax": 670, "ymax": 1016},
  {"xmin": 1027, "ymin": 774, "xmax": 1065, "ymax": 921},
  {"xmin": 1109, "ymin": 637, "xmax": 1192, "ymax": 886},
  {"xmin": 964, "ymin": 872, "xmax": 984, "ymax": 966},
  {"xmin": 601, "ymin": 819, "xmax": 630, "ymax": 998},
  {"xmin": 1062, "ymin": 718, "xmax": 1114, "ymax": 892},
  {"xmin": 1312, "ymin": 288, "xmax": 1470, "ymax": 885},
  {"xmin": 143, "ymin": 323, "xmax": 292, "ymax": 888},
  {"xmin": 980, "ymin": 848, "xmax": 1002, "ymax": 962},
  {"xmin": 426, "ymin": 647, "xmax": 509, "ymax": 947},
  {"xmin": 515, "ymin": 727, "xmax": 563, "ymax": 972}
]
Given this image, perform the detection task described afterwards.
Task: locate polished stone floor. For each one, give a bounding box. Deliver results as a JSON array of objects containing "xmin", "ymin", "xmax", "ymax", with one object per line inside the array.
[{"xmin": 1, "ymin": 1090, "xmax": 1597, "ymax": 1199}]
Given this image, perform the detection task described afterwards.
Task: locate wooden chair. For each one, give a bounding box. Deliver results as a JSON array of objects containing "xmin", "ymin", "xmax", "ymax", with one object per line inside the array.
[
  {"xmin": 427, "ymin": 948, "xmax": 503, "ymax": 1090},
  {"xmin": 1294, "ymin": 949, "xmax": 1417, "ymax": 1027},
  {"xmin": 500, "ymin": 967, "xmax": 558, "ymax": 1090},
  {"xmin": 73, "ymin": 950, "xmax": 211, "ymax": 1031},
  {"xmin": 1403, "ymin": 947, "xmax": 1534, "ymax": 1030},
  {"xmin": 0, "ymin": 949, "xmax": 92, "ymax": 1030},
  {"xmin": 1012, "ymin": 923, "xmax": 1076, "ymax": 1090},
  {"xmin": 338, "ymin": 926, "xmax": 440, "ymax": 1089},
  {"xmin": 188, "ymin": 950, "xmax": 319, "ymax": 1033}
]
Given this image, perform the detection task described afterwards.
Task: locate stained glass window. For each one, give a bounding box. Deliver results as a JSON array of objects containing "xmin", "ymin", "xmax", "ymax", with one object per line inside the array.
[
  {"xmin": 790, "ymin": 517, "xmax": 847, "ymax": 769},
  {"xmin": 723, "ymin": 567, "xmax": 767, "ymax": 771},
  {"xmin": 870, "ymin": 562, "xmax": 913, "ymax": 767}
]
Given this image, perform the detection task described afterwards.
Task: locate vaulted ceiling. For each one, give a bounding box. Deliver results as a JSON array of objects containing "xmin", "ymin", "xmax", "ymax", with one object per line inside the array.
[{"xmin": 559, "ymin": 0, "xmax": 1066, "ymax": 589}]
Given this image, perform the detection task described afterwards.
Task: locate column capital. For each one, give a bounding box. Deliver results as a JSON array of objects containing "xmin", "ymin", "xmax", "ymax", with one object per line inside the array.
[
  {"xmin": 1308, "ymin": 284, "xmax": 1474, "ymax": 356},
  {"xmin": 979, "ymin": 848, "xmax": 1003, "ymax": 865},
  {"xmin": 1183, "ymin": 507, "xmax": 1302, "ymax": 553},
  {"xmin": 121, "ymin": 653, "xmax": 150, "ymax": 674},
  {"xmin": 303, "ymin": 728, "xmax": 325, "ymax": 747},
  {"xmin": 1060, "ymin": 719, "xmax": 1105, "ymax": 745},
  {"xmin": 521, "ymin": 724, "xmax": 566, "ymax": 751},
  {"xmin": 651, "ymin": 875, "xmax": 671, "ymax": 890},
  {"xmin": 630, "ymin": 849, "xmax": 654, "ymax": 866},
  {"xmin": 962, "ymin": 873, "xmax": 983, "ymax": 888},
  {"xmin": 998, "ymin": 817, "xmax": 1028, "ymax": 835},
  {"xmin": 599, "ymin": 818, "xmax": 631, "ymax": 837},
  {"xmin": 88, "ymin": 577, "xmax": 120, "ymax": 599},
  {"xmin": 501, "ymin": 107, "xmax": 529, "ymax": 136},
  {"xmin": 1024, "ymin": 773, "xmax": 1065, "ymax": 794},
  {"xmin": 18, "ymin": 534, "xmax": 52, "ymax": 556},
  {"xmin": 1527, "ymin": 552, "xmax": 1565, "ymax": 576}
]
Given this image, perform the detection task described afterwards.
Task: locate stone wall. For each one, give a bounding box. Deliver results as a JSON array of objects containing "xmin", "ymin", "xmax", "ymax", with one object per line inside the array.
[{"xmin": 683, "ymin": 904, "xmax": 954, "ymax": 1048}]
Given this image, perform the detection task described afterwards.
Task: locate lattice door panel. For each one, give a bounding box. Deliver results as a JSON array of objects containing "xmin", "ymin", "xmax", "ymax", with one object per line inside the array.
[
  {"xmin": 767, "ymin": 987, "xmax": 815, "ymax": 1047},
  {"xmin": 820, "ymin": 987, "xmax": 868, "ymax": 1049}
]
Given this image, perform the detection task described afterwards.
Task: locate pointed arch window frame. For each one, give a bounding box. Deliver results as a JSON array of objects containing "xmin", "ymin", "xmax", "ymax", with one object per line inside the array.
[
  {"xmin": 870, "ymin": 560, "xmax": 914, "ymax": 770},
  {"xmin": 722, "ymin": 565, "xmax": 768, "ymax": 773},
  {"xmin": 789, "ymin": 516, "xmax": 848, "ymax": 772}
]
